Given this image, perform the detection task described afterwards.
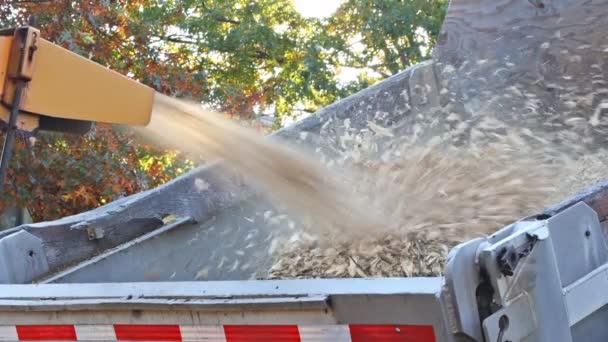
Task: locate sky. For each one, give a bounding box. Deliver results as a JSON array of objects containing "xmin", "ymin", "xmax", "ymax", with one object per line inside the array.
[
  {"xmin": 292, "ymin": 0, "xmax": 366, "ymax": 85},
  {"xmin": 293, "ymin": 0, "xmax": 344, "ymax": 18}
]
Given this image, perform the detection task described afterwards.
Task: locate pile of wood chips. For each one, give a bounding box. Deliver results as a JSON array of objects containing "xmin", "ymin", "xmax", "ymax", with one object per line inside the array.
[{"xmin": 267, "ymin": 232, "xmax": 453, "ymax": 278}]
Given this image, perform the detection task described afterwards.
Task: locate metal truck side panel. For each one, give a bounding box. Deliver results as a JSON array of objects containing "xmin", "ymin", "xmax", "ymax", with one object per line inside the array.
[{"xmin": 0, "ymin": 279, "xmax": 449, "ymax": 341}]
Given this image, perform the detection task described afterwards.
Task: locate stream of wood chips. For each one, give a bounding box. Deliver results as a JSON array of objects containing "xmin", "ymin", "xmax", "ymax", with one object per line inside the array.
[{"xmin": 140, "ymin": 93, "xmax": 607, "ymax": 279}]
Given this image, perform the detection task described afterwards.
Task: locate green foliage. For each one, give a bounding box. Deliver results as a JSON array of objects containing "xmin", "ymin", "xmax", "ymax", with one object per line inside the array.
[{"xmin": 324, "ymin": 0, "xmax": 448, "ymax": 77}]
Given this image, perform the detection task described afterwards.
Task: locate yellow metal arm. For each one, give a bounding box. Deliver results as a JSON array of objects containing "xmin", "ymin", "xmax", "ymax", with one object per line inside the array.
[{"xmin": 0, "ymin": 27, "xmax": 155, "ymax": 134}]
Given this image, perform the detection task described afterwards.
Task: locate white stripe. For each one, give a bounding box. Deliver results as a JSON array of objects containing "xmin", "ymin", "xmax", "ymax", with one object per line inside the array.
[
  {"xmin": 298, "ymin": 325, "xmax": 352, "ymax": 342},
  {"xmin": 180, "ymin": 325, "xmax": 226, "ymax": 342},
  {"xmin": 75, "ymin": 325, "xmax": 117, "ymax": 341},
  {"xmin": 0, "ymin": 326, "xmax": 18, "ymax": 342}
]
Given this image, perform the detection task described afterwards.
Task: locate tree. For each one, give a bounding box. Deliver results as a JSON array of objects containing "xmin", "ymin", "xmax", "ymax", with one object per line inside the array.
[{"xmin": 322, "ymin": 0, "xmax": 448, "ymax": 80}]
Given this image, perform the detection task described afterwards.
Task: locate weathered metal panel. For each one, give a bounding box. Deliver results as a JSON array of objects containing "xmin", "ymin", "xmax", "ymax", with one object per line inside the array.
[
  {"xmin": 0, "ymin": 231, "xmax": 48, "ymax": 284},
  {"xmin": 41, "ymin": 200, "xmax": 286, "ymax": 283},
  {"xmin": 0, "ymin": 278, "xmax": 448, "ymax": 340},
  {"xmin": 433, "ymin": 0, "xmax": 608, "ymax": 150},
  {"xmin": 0, "ymin": 278, "xmax": 441, "ymax": 299}
]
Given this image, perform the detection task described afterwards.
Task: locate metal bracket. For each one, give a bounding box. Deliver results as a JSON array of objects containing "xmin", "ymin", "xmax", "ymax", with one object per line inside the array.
[
  {"xmin": 476, "ymin": 202, "xmax": 608, "ymax": 341},
  {"xmin": 496, "ymin": 233, "xmax": 539, "ymax": 277},
  {"xmin": 5, "ymin": 25, "xmax": 39, "ymax": 83},
  {"xmin": 0, "ymin": 230, "xmax": 49, "ymax": 283},
  {"xmin": 440, "ymin": 237, "xmax": 486, "ymax": 341},
  {"xmin": 563, "ymin": 262, "xmax": 608, "ymax": 326},
  {"xmin": 483, "ymin": 293, "xmax": 536, "ymax": 342},
  {"xmin": 86, "ymin": 226, "xmax": 104, "ymax": 240}
]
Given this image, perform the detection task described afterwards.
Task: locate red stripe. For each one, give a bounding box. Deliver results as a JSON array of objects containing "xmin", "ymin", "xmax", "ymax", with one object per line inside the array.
[
  {"xmin": 224, "ymin": 325, "xmax": 301, "ymax": 342},
  {"xmin": 349, "ymin": 325, "xmax": 436, "ymax": 342},
  {"xmin": 16, "ymin": 325, "xmax": 77, "ymax": 341},
  {"xmin": 114, "ymin": 324, "xmax": 182, "ymax": 341}
]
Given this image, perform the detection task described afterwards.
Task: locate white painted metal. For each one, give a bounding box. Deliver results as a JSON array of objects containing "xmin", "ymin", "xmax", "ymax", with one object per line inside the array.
[
  {"xmin": 563, "ymin": 263, "xmax": 608, "ymax": 326},
  {"xmin": 298, "ymin": 326, "xmax": 351, "ymax": 342},
  {"xmin": 179, "ymin": 325, "xmax": 226, "ymax": 342},
  {"xmin": 74, "ymin": 325, "xmax": 117, "ymax": 341},
  {"xmin": 478, "ymin": 202, "xmax": 608, "ymax": 342},
  {"xmin": 0, "ymin": 326, "xmax": 17, "ymax": 342}
]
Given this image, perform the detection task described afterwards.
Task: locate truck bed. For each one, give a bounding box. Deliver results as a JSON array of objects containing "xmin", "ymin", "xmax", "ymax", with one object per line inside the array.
[{"xmin": 0, "ymin": 0, "xmax": 607, "ymax": 286}]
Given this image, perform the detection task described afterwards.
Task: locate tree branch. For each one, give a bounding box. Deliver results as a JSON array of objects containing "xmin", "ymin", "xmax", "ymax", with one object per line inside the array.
[
  {"xmin": 296, "ymin": 108, "xmax": 317, "ymax": 114},
  {"xmin": 339, "ymin": 62, "xmax": 386, "ymax": 70},
  {"xmin": 344, "ymin": 62, "xmax": 391, "ymax": 78},
  {"xmin": 200, "ymin": 1, "xmax": 240, "ymax": 25},
  {"xmin": 85, "ymin": 13, "xmax": 114, "ymax": 39},
  {"xmin": 216, "ymin": 17, "xmax": 240, "ymax": 25},
  {"xmin": 338, "ymin": 61, "xmax": 391, "ymax": 77},
  {"xmin": 398, "ymin": 50, "xmax": 409, "ymax": 69},
  {"xmin": 157, "ymin": 35, "xmax": 199, "ymax": 45},
  {"xmin": 376, "ymin": 70, "xmax": 391, "ymax": 78}
]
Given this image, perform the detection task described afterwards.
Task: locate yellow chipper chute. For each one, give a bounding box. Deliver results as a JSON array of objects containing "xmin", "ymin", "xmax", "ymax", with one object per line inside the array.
[{"xmin": 0, "ymin": 24, "xmax": 156, "ymax": 191}]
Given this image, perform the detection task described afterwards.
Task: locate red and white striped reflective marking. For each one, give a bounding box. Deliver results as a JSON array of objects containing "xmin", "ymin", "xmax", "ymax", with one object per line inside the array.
[{"xmin": 0, "ymin": 324, "xmax": 436, "ymax": 341}]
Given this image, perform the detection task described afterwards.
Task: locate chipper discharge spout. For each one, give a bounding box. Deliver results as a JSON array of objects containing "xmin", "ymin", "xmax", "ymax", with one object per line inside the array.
[{"xmin": 0, "ymin": 24, "xmax": 155, "ymax": 191}]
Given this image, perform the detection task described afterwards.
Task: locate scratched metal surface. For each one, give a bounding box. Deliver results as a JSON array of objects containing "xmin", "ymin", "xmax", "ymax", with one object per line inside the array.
[{"xmin": 432, "ymin": 0, "xmax": 608, "ymax": 149}]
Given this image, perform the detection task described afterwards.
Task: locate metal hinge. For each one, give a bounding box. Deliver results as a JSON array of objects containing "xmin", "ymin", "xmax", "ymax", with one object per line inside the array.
[
  {"xmin": 0, "ymin": 24, "xmax": 40, "ymax": 193},
  {"xmin": 496, "ymin": 233, "xmax": 539, "ymax": 277},
  {"xmin": 86, "ymin": 226, "xmax": 105, "ymax": 240}
]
